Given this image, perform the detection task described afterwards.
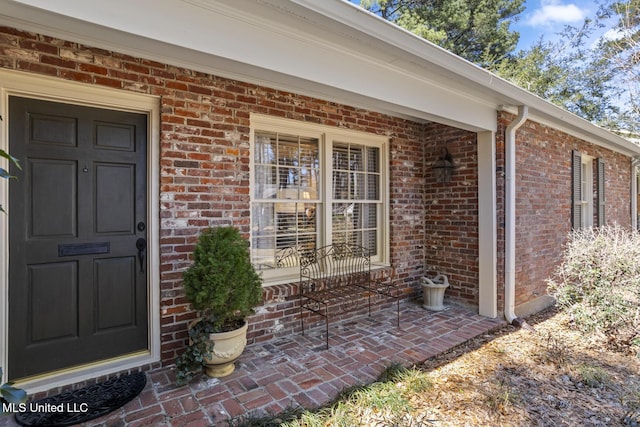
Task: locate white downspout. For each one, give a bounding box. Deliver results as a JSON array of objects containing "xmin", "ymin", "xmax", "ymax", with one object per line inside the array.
[
  {"xmin": 504, "ymin": 105, "xmax": 528, "ymax": 325},
  {"xmin": 632, "ymin": 158, "xmax": 640, "ymax": 230}
]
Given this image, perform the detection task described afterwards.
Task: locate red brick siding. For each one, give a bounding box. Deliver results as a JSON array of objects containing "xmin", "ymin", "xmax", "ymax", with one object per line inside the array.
[
  {"xmin": 0, "ymin": 27, "xmax": 426, "ymax": 364},
  {"xmin": 390, "ymin": 124, "xmax": 428, "ymax": 290},
  {"xmin": 497, "ymin": 112, "xmax": 631, "ymax": 309}
]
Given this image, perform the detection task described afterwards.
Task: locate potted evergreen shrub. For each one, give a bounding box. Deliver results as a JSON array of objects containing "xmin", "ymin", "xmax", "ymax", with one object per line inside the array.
[{"xmin": 175, "ymin": 226, "xmax": 263, "ymax": 384}]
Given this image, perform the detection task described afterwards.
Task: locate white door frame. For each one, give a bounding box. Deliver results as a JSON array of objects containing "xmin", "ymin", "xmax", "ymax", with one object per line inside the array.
[{"xmin": 0, "ymin": 69, "xmax": 161, "ymax": 393}]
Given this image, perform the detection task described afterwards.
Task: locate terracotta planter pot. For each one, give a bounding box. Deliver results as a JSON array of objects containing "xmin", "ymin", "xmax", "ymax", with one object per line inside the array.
[
  {"xmin": 420, "ymin": 274, "xmax": 450, "ymax": 311},
  {"xmin": 203, "ymin": 320, "xmax": 248, "ymax": 377}
]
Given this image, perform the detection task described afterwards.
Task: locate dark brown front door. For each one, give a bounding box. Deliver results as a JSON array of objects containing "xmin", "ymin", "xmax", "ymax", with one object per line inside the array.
[{"xmin": 8, "ymin": 96, "xmax": 148, "ymax": 380}]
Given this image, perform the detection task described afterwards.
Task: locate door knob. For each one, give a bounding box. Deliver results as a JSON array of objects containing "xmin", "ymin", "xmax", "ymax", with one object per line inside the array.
[{"xmin": 136, "ymin": 238, "xmax": 147, "ymax": 274}]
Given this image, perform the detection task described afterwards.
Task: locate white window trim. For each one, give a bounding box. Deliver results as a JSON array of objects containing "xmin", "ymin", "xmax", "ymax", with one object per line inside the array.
[
  {"xmin": 250, "ymin": 114, "xmax": 390, "ymax": 285},
  {"xmin": 581, "ymin": 154, "xmax": 594, "ymax": 228}
]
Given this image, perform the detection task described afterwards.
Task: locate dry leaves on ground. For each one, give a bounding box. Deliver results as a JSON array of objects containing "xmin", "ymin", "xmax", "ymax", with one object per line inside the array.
[{"xmin": 414, "ymin": 307, "xmax": 640, "ymax": 426}]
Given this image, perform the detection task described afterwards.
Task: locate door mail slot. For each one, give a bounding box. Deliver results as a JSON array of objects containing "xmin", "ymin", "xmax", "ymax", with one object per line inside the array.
[{"xmin": 58, "ymin": 242, "xmax": 110, "ymax": 257}]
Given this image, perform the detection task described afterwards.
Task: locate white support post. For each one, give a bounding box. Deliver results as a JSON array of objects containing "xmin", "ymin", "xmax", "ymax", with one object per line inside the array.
[{"xmin": 477, "ymin": 130, "xmax": 497, "ymax": 318}]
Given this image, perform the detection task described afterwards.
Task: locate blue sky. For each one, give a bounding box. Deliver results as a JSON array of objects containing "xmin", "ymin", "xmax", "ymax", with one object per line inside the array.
[
  {"xmin": 349, "ymin": 0, "xmax": 599, "ymax": 51},
  {"xmin": 513, "ymin": 0, "xmax": 599, "ymax": 50}
]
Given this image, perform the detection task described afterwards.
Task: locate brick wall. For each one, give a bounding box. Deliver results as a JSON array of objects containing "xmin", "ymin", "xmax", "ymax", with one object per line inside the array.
[
  {"xmin": 0, "ymin": 27, "xmax": 428, "ymax": 364},
  {"xmin": 496, "ymin": 112, "xmax": 632, "ymax": 309},
  {"xmin": 423, "ymin": 123, "xmax": 480, "ymax": 307}
]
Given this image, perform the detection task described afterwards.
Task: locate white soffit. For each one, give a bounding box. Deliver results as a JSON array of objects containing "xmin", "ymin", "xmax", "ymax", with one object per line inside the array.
[{"xmin": 0, "ymin": 0, "xmax": 498, "ymax": 131}]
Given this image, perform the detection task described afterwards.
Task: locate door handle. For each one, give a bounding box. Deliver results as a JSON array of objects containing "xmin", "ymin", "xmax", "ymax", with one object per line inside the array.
[{"xmin": 136, "ymin": 238, "xmax": 147, "ymax": 274}]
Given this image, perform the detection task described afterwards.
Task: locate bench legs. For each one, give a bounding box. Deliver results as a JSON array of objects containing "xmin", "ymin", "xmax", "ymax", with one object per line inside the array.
[
  {"xmin": 299, "ymin": 270, "xmax": 400, "ymax": 350},
  {"xmin": 299, "ymin": 296, "xmax": 400, "ymax": 350},
  {"xmin": 325, "ymin": 312, "xmax": 329, "ymax": 350}
]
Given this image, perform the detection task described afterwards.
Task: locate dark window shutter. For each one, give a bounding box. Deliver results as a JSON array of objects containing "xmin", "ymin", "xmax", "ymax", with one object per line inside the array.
[
  {"xmin": 597, "ymin": 158, "xmax": 605, "ymax": 226},
  {"xmin": 572, "ymin": 150, "xmax": 582, "ymax": 229}
]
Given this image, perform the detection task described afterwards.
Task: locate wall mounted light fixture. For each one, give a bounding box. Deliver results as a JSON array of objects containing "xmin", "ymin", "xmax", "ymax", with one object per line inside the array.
[{"xmin": 433, "ymin": 147, "xmax": 454, "ymax": 183}]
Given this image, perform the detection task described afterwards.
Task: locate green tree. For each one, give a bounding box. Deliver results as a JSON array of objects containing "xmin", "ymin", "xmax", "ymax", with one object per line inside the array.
[
  {"xmin": 362, "ymin": 0, "xmax": 639, "ymax": 132},
  {"xmin": 492, "ymin": 33, "xmax": 622, "ymax": 126},
  {"xmin": 492, "ymin": 1, "xmax": 638, "ymax": 133},
  {"xmin": 596, "ymin": 0, "xmax": 640, "ymax": 131},
  {"xmin": 360, "ymin": 0, "xmax": 418, "ymax": 19},
  {"xmin": 361, "ymin": 0, "xmax": 525, "ymax": 67},
  {"xmin": 492, "ymin": 39, "xmax": 568, "ymax": 102}
]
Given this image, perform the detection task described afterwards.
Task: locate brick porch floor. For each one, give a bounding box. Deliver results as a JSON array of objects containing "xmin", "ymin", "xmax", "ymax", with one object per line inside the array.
[{"xmin": 5, "ymin": 301, "xmax": 504, "ymax": 427}]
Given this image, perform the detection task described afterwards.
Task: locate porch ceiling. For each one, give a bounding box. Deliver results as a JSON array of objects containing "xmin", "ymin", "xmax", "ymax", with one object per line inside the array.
[{"xmin": 0, "ymin": 0, "xmax": 497, "ymax": 132}]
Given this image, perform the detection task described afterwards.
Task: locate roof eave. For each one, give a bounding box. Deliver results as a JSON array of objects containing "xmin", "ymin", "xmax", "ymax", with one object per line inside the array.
[{"xmin": 1, "ymin": 0, "xmax": 638, "ymax": 155}]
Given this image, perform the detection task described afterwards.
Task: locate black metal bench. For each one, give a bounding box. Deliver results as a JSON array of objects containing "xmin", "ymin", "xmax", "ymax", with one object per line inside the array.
[{"xmin": 279, "ymin": 243, "xmax": 399, "ymax": 348}]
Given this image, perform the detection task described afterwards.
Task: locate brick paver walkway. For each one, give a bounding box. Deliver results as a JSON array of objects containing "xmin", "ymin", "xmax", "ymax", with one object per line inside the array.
[{"xmin": 4, "ymin": 301, "xmax": 504, "ymax": 426}]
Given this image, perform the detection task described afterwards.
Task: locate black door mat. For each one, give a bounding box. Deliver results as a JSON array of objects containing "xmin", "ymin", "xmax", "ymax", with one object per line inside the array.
[{"xmin": 15, "ymin": 372, "xmax": 146, "ymax": 427}]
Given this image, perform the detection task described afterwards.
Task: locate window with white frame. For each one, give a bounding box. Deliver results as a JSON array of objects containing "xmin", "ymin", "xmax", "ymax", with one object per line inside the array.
[
  {"xmin": 581, "ymin": 155, "xmax": 594, "ymax": 228},
  {"xmin": 250, "ymin": 115, "xmax": 389, "ymax": 281},
  {"xmin": 572, "ymin": 150, "xmax": 606, "ymax": 229}
]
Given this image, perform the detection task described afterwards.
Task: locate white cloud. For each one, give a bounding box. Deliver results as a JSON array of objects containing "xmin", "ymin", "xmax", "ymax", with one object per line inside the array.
[{"xmin": 526, "ymin": 0, "xmax": 587, "ymax": 27}]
